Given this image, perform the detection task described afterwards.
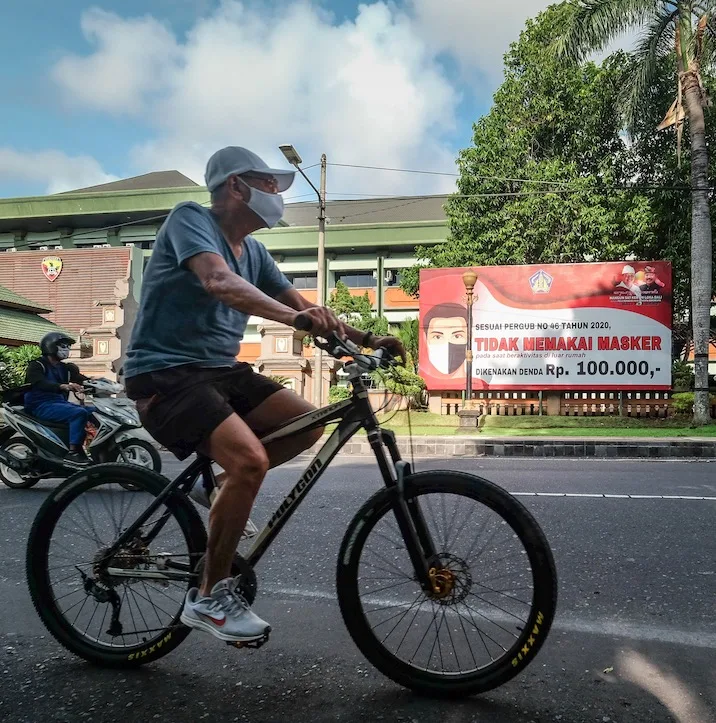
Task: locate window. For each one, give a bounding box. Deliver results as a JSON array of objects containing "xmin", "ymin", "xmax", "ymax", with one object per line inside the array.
[
  {"xmin": 285, "ymin": 273, "xmax": 317, "ymax": 289},
  {"xmin": 384, "ymin": 270, "xmax": 404, "ymax": 287},
  {"xmin": 335, "ymin": 270, "xmax": 376, "ymax": 288}
]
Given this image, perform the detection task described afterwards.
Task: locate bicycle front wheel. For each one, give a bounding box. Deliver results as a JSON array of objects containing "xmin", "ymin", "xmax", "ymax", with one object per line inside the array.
[
  {"xmin": 337, "ymin": 471, "xmax": 557, "ymax": 697},
  {"xmin": 27, "ymin": 464, "xmax": 207, "ymax": 667}
]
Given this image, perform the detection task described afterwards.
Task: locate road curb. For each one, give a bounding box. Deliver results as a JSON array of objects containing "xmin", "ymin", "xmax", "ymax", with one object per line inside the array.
[{"xmin": 311, "ymin": 435, "xmax": 716, "ymax": 459}]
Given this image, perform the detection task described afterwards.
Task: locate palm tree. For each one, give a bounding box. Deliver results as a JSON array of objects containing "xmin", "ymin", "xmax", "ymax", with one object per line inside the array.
[{"xmin": 557, "ymin": 1, "xmax": 714, "ymax": 424}]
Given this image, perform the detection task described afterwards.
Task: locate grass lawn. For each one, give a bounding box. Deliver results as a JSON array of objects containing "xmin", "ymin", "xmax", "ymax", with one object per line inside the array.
[{"xmin": 340, "ymin": 411, "xmax": 716, "ymax": 438}]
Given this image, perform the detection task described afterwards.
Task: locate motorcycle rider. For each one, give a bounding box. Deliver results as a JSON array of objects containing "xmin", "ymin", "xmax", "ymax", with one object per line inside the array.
[{"xmin": 24, "ymin": 332, "xmax": 95, "ymax": 464}]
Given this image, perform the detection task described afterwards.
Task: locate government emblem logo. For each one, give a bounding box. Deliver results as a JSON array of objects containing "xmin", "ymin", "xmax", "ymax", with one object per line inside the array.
[
  {"xmin": 529, "ymin": 269, "xmax": 553, "ymax": 294},
  {"xmin": 41, "ymin": 256, "xmax": 63, "ymax": 282}
]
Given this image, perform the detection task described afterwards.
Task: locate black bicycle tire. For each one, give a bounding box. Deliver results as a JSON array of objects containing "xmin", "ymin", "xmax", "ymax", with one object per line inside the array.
[
  {"xmin": 336, "ymin": 471, "xmax": 557, "ymax": 697},
  {"xmin": 0, "ymin": 438, "xmax": 40, "ymax": 489},
  {"xmin": 27, "ymin": 463, "xmax": 207, "ymax": 668}
]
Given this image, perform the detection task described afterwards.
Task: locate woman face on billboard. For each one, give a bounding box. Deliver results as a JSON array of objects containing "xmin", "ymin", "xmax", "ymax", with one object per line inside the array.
[{"xmin": 424, "ymin": 303, "xmax": 468, "ymax": 376}]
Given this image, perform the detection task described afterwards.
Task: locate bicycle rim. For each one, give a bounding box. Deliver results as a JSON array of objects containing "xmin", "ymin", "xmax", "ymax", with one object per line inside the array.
[
  {"xmin": 337, "ymin": 472, "xmax": 557, "ymax": 695},
  {"xmin": 27, "ymin": 465, "xmax": 206, "ymax": 664}
]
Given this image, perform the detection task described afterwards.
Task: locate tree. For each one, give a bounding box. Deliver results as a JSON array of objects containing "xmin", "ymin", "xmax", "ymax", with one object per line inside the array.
[
  {"xmin": 0, "ymin": 344, "xmax": 42, "ymax": 389},
  {"xmin": 327, "ymin": 281, "xmax": 389, "ymax": 337},
  {"xmin": 394, "ymin": 318, "xmax": 419, "ymax": 372},
  {"xmin": 556, "ymin": 0, "xmax": 714, "ymax": 423},
  {"xmin": 400, "ymin": 4, "xmax": 656, "ymax": 298}
]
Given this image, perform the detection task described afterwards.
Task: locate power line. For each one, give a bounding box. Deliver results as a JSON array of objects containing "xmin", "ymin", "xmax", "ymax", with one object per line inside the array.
[
  {"xmin": 328, "ymin": 162, "xmax": 459, "ymax": 177},
  {"xmin": 327, "ymin": 161, "xmax": 715, "ymax": 192}
]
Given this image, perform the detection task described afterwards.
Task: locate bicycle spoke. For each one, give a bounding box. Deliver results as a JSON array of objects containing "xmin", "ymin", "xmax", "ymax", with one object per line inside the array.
[
  {"xmin": 467, "ymin": 593, "xmax": 527, "ymax": 625},
  {"xmin": 362, "ymin": 547, "xmax": 412, "ymax": 580},
  {"xmin": 463, "ymin": 596, "xmax": 523, "ymax": 634},
  {"xmin": 375, "ymin": 591, "xmax": 425, "ymax": 643},
  {"xmin": 359, "ymin": 578, "xmax": 414, "ymax": 597},
  {"xmin": 394, "ymin": 596, "xmax": 428, "ymax": 658},
  {"xmin": 354, "ymin": 484, "xmax": 546, "ymax": 679}
]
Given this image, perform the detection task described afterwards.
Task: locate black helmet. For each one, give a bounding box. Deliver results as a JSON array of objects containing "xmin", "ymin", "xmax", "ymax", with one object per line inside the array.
[{"xmin": 40, "ymin": 331, "xmax": 76, "ymax": 357}]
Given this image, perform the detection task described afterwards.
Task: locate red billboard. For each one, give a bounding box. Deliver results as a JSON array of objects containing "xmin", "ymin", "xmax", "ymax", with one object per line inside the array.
[{"xmin": 419, "ymin": 261, "xmax": 672, "ymax": 391}]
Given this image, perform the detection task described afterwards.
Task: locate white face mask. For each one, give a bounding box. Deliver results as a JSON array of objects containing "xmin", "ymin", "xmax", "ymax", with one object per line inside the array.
[
  {"xmin": 427, "ymin": 342, "xmax": 465, "ymax": 375},
  {"xmin": 245, "ymin": 185, "xmax": 285, "ymax": 229},
  {"xmin": 56, "ymin": 346, "xmax": 70, "ymax": 360}
]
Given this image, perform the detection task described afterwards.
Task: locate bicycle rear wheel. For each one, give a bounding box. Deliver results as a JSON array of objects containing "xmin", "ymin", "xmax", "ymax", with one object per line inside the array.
[
  {"xmin": 27, "ymin": 464, "xmax": 207, "ymax": 667},
  {"xmin": 337, "ymin": 471, "xmax": 557, "ymax": 697}
]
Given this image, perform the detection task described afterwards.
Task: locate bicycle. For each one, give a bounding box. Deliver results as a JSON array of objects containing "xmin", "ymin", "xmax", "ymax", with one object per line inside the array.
[{"xmin": 26, "ymin": 319, "xmax": 557, "ymax": 698}]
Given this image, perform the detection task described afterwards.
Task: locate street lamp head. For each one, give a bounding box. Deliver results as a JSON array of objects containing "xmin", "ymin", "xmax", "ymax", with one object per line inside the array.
[
  {"xmin": 279, "ymin": 144, "xmax": 303, "ymax": 167},
  {"xmin": 462, "ymin": 270, "xmax": 478, "ymax": 292}
]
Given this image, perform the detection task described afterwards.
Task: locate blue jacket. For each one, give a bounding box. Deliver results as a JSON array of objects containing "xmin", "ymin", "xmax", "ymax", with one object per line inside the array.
[{"xmin": 24, "ymin": 357, "xmax": 87, "ymax": 410}]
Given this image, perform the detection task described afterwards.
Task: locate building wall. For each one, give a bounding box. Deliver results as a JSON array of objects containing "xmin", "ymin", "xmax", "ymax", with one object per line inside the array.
[
  {"xmin": 0, "ymin": 248, "xmax": 131, "ymax": 333},
  {"xmin": 0, "ymin": 195, "xmax": 441, "ymax": 390},
  {"xmin": 0, "ymin": 247, "xmax": 133, "ymax": 378}
]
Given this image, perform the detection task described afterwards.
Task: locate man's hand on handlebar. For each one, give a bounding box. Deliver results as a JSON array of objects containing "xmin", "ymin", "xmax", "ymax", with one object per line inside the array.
[
  {"xmin": 294, "ymin": 307, "xmax": 347, "ymax": 339},
  {"xmin": 368, "ymin": 335, "xmax": 406, "ymax": 366}
]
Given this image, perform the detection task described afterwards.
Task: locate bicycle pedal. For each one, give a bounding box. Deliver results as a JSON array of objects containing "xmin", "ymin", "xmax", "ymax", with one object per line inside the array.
[{"xmin": 226, "ymin": 633, "xmax": 269, "ymax": 650}]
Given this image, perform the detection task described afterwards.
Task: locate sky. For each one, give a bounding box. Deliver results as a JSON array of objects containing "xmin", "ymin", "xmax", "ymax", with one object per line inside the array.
[{"xmin": 1, "ymin": 0, "xmax": 569, "ymax": 202}]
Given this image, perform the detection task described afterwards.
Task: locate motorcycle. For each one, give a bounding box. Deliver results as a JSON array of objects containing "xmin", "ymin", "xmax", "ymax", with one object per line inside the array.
[{"xmin": 0, "ymin": 376, "xmax": 161, "ymax": 490}]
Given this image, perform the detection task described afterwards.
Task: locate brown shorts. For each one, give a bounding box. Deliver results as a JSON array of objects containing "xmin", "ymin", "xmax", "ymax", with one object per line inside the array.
[{"xmin": 125, "ymin": 363, "xmax": 284, "ymax": 460}]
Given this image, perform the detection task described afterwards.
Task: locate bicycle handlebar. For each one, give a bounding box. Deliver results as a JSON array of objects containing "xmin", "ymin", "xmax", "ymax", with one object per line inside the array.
[{"xmin": 293, "ymin": 313, "xmax": 395, "ymax": 371}]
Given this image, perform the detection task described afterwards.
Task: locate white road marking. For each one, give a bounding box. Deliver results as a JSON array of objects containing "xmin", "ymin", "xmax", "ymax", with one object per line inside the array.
[
  {"xmin": 512, "ymin": 492, "xmax": 716, "ymax": 501},
  {"xmin": 262, "ymin": 584, "xmax": 716, "ymax": 649}
]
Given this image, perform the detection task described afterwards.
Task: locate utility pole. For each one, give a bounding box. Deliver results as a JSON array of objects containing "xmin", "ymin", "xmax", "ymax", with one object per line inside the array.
[
  {"xmin": 279, "ymin": 145, "xmax": 328, "ymax": 409},
  {"xmin": 315, "ymin": 154, "xmax": 327, "ymax": 408}
]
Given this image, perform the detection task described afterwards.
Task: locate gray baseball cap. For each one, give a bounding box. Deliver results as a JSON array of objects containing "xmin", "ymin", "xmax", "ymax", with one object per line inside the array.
[{"xmin": 204, "ymin": 146, "xmax": 296, "ymax": 192}]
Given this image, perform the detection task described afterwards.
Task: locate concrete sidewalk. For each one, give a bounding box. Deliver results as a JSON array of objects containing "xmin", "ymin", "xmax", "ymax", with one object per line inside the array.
[{"xmin": 326, "ymin": 435, "xmax": 716, "ymax": 459}]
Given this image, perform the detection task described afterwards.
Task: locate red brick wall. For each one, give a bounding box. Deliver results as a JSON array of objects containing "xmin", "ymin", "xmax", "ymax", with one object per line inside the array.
[{"xmin": 0, "ymin": 248, "xmax": 131, "ymax": 334}]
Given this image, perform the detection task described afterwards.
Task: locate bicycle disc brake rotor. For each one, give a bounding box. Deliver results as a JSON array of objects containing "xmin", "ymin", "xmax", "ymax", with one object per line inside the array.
[{"xmin": 428, "ymin": 552, "xmax": 472, "ymax": 605}]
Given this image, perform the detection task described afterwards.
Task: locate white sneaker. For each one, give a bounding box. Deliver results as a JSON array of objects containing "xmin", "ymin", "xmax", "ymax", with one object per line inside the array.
[
  {"xmin": 188, "ymin": 480, "xmax": 259, "ymax": 540},
  {"xmin": 180, "ymin": 578, "xmax": 270, "ymax": 642}
]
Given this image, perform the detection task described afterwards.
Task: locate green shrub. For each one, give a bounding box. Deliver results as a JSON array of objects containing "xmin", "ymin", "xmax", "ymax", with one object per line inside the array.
[
  {"xmin": 373, "ymin": 366, "xmax": 426, "ymax": 409},
  {"xmin": 672, "ymin": 360, "xmax": 694, "ymax": 392},
  {"xmin": 671, "ymin": 392, "xmax": 716, "ymax": 415},
  {"xmin": 0, "ymin": 344, "xmax": 42, "ymax": 389},
  {"xmin": 328, "ymin": 386, "xmax": 351, "ymax": 403}
]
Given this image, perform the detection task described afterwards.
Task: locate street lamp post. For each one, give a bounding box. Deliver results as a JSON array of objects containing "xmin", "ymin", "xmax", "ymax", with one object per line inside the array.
[
  {"xmin": 279, "ymin": 145, "xmax": 327, "ymax": 408},
  {"xmin": 462, "ymin": 270, "xmax": 477, "ymax": 404}
]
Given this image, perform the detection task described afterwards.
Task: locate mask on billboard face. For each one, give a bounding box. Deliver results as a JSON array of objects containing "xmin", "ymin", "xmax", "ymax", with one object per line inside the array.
[
  {"xmin": 427, "ymin": 342, "xmax": 466, "ymax": 375},
  {"xmin": 426, "ymin": 317, "xmax": 467, "ymax": 375}
]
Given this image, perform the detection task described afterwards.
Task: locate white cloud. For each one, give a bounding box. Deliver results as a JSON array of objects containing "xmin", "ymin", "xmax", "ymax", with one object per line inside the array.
[
  {"xmin": 52, "ymin": 8, "xmax": 180, "ymax": 115},
  {"xmin": 0, "ymin": 148, "xmax": 117, "ymax": 194},
  {"xmin": 410, "ymin": 0, "xmax": 554, "ymax": 84},
  {"xmin": 52, "ymin": 2, "xmax": 460, "ymax": 197},
  {"xmin": 409, "ymin": 0, "xmax": 637, "ymax": 85},
  {"xmin": 48, "ymin": 1, "xmax": 639, "ymax": 199}
]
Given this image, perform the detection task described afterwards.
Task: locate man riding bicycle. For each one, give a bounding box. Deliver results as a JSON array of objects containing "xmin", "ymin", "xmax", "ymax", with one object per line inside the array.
[{"xmin": 124, "ymin": 146, "xmax": 404, "ymax": 645}]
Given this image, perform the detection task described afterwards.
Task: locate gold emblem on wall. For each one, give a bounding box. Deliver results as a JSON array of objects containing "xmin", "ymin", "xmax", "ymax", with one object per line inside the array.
[{"xmin": 41, "ymin": 256, "xmax": 63, "ymax": 282}]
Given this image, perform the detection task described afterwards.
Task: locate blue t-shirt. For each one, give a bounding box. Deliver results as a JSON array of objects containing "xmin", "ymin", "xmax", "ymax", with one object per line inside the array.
[{"xmin": 123, "ymin": 202, "xmax": 292, "ymax": 378}]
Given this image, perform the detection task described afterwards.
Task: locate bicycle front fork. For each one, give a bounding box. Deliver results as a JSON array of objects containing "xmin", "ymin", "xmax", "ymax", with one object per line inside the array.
[
  {"xmin": 391, "ymin": 459, "xmax": 443, "ymax": 593},
  {"xmin": 372, "ymin": 429, "xmax": 441, "ymax": 594}
]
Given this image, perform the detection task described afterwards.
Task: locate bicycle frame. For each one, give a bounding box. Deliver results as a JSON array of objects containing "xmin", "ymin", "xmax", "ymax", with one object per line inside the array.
[{"xmin": 102, "ymin": 377, "xmax": 438, "ymax": 590}]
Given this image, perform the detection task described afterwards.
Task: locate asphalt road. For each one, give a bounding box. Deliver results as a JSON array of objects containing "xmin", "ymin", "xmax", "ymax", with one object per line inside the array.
[{"xmin": 1, "ymin": 456, "xmax": 715, "ymax": 723}]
